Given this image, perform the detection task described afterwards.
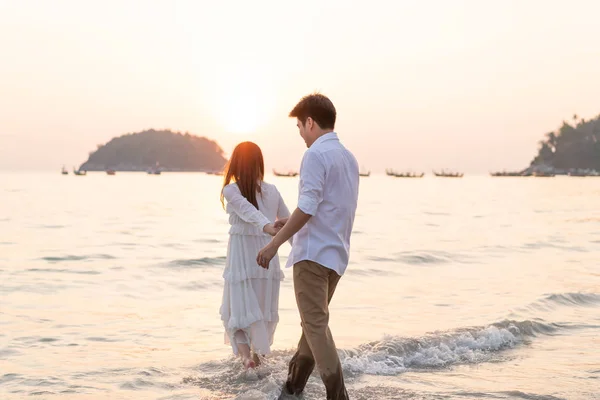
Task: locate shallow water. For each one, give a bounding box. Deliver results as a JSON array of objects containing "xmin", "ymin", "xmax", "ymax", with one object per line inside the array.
[{"xmin": 1, "ymin": 172, "xmax": 599, "ymax": 399}]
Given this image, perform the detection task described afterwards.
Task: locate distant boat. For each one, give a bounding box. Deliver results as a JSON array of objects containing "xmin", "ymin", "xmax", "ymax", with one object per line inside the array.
[
  {"xmin": 106, "ymin": 169, "xmax": 116, "ymax": 175},
  {"xmin": 433, "ymin": 170, "xmax": 464, "ymax": 178},
  {"xmin": 148, "ymin": 162, "xmax": 162, "ymax": 175},
  {"xmin": 393, "ymin": 172, "xmax": 424, "ymax": 178},
  {"xmin": 206, "ymin": 170, "xmax": 223, "ymax": 176},
  {"xmin": 61, "ymin": 165, "xmax": 68, "ymax": 175},
  {"xmin": 359, "ymin": 171, "xmax": 371, "ymax": 177},
  {"xmin": 273, "ymin": 170, "xmax": 298, "ymax": 177},
  {"xmin": 568, "ymin": 169, "xmax": 600, "ymax": 177},
  {"xmin": 490, "ymin": 170, "xmax": 527, "ymax": 177},
  {"xmin": 533, "ymin": 171, "xmax": 555, "ymax": 177},
  {"xmin": 386, "ymin": 169, "xmax": 424, "ymax": 178},
  {"xmin": 73, "ymin": 167, "xmax": 86, "ymax": 176}
]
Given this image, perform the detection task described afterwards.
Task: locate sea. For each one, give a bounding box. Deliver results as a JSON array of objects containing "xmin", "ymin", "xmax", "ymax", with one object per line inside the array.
[{"xmin": 1, "ymin": 172, "xmax": 599, "ymax": 400}]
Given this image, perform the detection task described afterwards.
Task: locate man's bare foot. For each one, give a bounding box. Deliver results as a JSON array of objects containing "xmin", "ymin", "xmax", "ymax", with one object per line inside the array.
[
  {"xmin": 252, "ymin": 353, "xmax": 262, "ymax": 367},
  {"xmin": 242, "ymin": 356, "xmax": 256, "ymax": 370}
]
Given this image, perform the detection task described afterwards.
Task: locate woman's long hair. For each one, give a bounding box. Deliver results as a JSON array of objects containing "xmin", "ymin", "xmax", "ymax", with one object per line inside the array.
[{"xmin": 221, "ymin": 141, "xmax": 265, "ymax": 209}]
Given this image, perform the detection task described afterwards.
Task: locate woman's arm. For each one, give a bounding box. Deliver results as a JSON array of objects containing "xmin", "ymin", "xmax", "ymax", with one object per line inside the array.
[{"xmin": 222, "ymin": 184, "xmax": 275, "ymax": 234}]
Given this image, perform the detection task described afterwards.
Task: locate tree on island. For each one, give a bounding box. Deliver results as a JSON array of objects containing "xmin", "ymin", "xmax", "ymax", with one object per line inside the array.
[
  {"xmin": 79, "ymin": 129, "xmax": 227, "ymax": 172},
  {"xmin": 531, "ymin": 114, "xmax": 600, "ymax": 170}
]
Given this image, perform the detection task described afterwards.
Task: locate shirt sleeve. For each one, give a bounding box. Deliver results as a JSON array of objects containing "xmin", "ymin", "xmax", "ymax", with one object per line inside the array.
[
  {"xmin": 222, "ymin": 184, "xmax": 270, "ymax": 229},
  {"xmin": 298, "ymin": 150, "xmax": 326, "ymax": 216}
]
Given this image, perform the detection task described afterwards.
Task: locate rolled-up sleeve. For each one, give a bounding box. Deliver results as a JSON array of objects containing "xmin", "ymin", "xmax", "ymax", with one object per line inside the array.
[{"xmin": 298, "ymin": 150, "xmax": 325, "ymax": 216}]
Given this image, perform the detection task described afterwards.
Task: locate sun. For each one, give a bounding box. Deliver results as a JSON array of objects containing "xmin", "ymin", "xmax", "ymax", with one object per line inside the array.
[
  {"xmin": 213, "ymin": 63, "xmax": 276, "ymax": 135},
  {"xmin": 217, "ymin": 91, "xmax": 268, "ymax": 135}
]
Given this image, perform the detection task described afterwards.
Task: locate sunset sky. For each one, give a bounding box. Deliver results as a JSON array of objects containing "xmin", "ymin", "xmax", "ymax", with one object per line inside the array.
[{"xmin": 1, "ymin": 0, "xmax": 599, "ymax": 172}]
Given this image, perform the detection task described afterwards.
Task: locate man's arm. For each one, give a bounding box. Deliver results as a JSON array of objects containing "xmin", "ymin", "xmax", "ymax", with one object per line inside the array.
[
  {"xmin": 273, "ymin": 208, "xmax": 310, "ymax": 247},
  {"xmin": 257, "ymin": 208, "xmax": 310, "ymax": 268}
]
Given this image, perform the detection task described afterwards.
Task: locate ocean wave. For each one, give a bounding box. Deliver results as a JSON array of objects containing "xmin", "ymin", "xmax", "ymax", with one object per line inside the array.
[
  {"xmin": 347, "ymin": 267, "xmax": 395, "ymax": 277},
  {"xmin": 40, "ymin": 254, "xmax": 116, "ymax": 263},
  {"xmin": 542, "ymin": 292, "xmax": 600, "ymax": 306},
  {"xmin": 120, "ymin": 378, "xmax": 179, "ymax": 391},
  {"xmin": 25, "ymin": 268, "xmax": 101, "ymax": 275},
  {"xmin": 497, "ymin": 391, "xmax": 567, "ymax": 400},
  {"xmin": 179, "ymin": 281, "xmax": 222, "ymax": 291},
  {"xmin": 168, "ymin": 257, "xmax": 226, "ymax": 268},
  {"xmin": 455, "ymin": 391, "xmax": 566, "ymax": 400},
  {"xmin": 521, "ymin": 292, "xmax": 600, "ymax": 312},
  {"xmin": 37, "ymin": 224, "xmax": 67, "ymax": 229},
  {"xmin": 340, "ymin": 319, "xmax": 557, "ymax": 376},
  {"xmin": 393, "ymin": 250, "xmax": 471, "ymax": 265},
  {"xmin": 184, "ymin": 319, "xmax": 564, "ymax": 399},
  {"xmin": 522, "ymin": 241, "xmax": 588, "ymax": 253}
]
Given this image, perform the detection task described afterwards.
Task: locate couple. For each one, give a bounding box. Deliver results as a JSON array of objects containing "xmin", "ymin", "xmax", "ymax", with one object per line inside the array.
[{"xmin": 219, "ymin": 93, "xmax": 359, "ymax": 399}]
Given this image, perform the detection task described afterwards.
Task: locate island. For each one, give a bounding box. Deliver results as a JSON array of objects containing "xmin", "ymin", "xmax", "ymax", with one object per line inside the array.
[
  {"xmin": 78, "ymin": 129, "xmax": 227, "ymax": 172},
  {"xmin": 528, "ymin": 114, "xmax": 600, "ymax": 174}
]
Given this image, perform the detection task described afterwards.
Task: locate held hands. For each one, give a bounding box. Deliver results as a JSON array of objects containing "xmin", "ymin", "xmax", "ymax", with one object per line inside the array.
[
  {"xmin": 262, "ymin": 223, "xmax": 280, "ymax": 237},
  {"xmin": 258, "ymin": 219, "xmax": 288, "ymax": 269},
  {"xmin": 263, "ymin": 218, "xmax": 288, "ymax": 236},
  {"xmin": 274, "ymin": 218, "xmax": 288, "ymax": 229}
]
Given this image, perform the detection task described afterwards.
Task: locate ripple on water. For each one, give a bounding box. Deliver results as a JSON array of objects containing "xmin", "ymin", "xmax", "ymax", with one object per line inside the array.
[
  {"xmin": 167, "ymin": 256, "xmax": 226, "ymax": 269},
  {"xmin": 36, "ymin": 224, "xmax": 67, "ymax": 229},
  {"xmin": 39, "ymin": 254, "xmax": 116, "ymax": 263},
  {"xmin": 25, "ymin": 268, "xmax": 101, "ymax": 275},
  {"xmin": 0, "ymin": 348, "xmax": 21, "ymax": 357},
  {"xmin": 393, "ymin": 250, "xmax": 471, "ymax": 265},
  {"xmin": 1, "ymin": 283, "xmax": 71, "ymax": 294},
  {"xmin": 85, "ymin": 337, "xmax": 119, "ymax": 342},
  {"xmin": 522, "ymin": 241, "xmax": 589, "ymax": 253},
  {"xmin": 38, "ymin": 337, "xmax": 60, "ymax": 343},
  {"xmin": 120, "ymin": 378, "xmax": 179, "ymax": 391},
  {"xmin": 179, "ymin": 281, "xmax": 221, "ymax": 291}
]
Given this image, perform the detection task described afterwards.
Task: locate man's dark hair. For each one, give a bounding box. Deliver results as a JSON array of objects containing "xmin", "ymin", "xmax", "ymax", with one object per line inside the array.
[{"xmin": 289, "ymin": 93, "xmax": 336, "ymax": 130}]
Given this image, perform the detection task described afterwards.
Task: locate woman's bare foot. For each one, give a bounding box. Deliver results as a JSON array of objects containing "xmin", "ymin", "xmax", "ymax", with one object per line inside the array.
[
  {"xmin": 252, "ymin": 353, "xmax": 262, "ymax": 367},
  {"xmin": 242, "ymin": 356, "xmax": 256, "ymax": 370}
]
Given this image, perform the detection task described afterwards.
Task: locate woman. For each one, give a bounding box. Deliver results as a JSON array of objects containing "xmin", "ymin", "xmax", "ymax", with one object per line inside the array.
[{"xmin": 219, "ymin": 141, "xmax": 290, "ymax": 369}]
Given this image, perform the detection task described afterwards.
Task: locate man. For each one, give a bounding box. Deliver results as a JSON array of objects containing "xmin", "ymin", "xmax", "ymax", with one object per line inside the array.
[{"xmin": 257, "ymin": 93, "xmax": 359, "ymax": 399}]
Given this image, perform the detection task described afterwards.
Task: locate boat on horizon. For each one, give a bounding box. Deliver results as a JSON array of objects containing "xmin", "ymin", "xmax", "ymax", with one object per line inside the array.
[
  {"xmin": 386, "ymin": 169, "xmax": 424, "ymax": 178},
  {"xmin": 490, "ymin": 170, "xmax": 529, "ymax": 177},
  {"xmin": 533, "ymin": 171, "xmax": 555, "ymax": 177},
  {"xmin": 568, "ymin": 169, "xmax": 600, "ymax": 177},
  {"xmin": 273, "ymin": 170, "xmax": 298, "ymax": 177},
  {"xmin": 433, "ymin": 170, "xmax": 464, "ymax": 178},
  {"xmin": 73, "ymin": 167, "xmax": 86, "ymax": 176},
  {"xmin": 106, "ymin": 169, "xmax": 116, "ymax": 175},
  {"xmin": 393, "ymin": 172, "xmax": 424, "ymax": 178},
  {"xmin": 147, "ymin": 162, "xmax": 162, "ymax": 175},
  {"xmin": 61, "ymin": 165, "xmax": 68, "ymax": 175}
]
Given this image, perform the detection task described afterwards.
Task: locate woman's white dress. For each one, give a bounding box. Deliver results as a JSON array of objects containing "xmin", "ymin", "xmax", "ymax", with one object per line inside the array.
[{"xmin": 220, "ymin": 182, "xmax": 290, "ymax": 355}]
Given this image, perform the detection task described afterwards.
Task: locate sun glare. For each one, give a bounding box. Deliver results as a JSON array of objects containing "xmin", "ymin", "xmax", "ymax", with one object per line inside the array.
[{"xmin": 213, "ymin": 63, "xmax": 276, "ymax": 135}]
